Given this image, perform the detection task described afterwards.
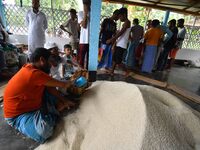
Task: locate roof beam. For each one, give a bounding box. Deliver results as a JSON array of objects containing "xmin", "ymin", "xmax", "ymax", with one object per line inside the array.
[
  {"xmin": 183, "ymin": 1, "xmax": 199, "ymax": 10},
  {"xmin": 103, "ymin": 0, "xmax": 200, "ymax": 16}
]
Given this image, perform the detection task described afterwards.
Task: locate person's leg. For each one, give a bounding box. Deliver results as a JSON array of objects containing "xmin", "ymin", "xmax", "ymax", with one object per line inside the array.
[
  {"xmin": 5, "ymin": 91, "xmax": 59, "ymax": 143},
  {"xmin": 126, "ymin": 40, "xmax": 139, "ymax": 70},
  {"xmin": 125, "ymin": 41, "xmax": 134, "ymax": 76},
  {"xmin": 142, "ymin": 45, "xmax": 157, "ymax": 73},
  {"xmin": 79, "ymin": 44, "xmax": 87, "ymax": 68},
  {"xmin": 106, "ymin": 45, "xmax": 113, "ymax": 69},
  {"xmin": 153, "ymin": 45, "xmax": 162, "ymax": 70},
  {"xmin": 6, "ymin": 110, "xmax": 58, "ymax": 143},
  {"xmin": 111, "ymin": 47, "xmax": 125, "ymax": 75},
  {"xmin": 110, "ymin": 46, "xmax": 119, "ymax": 75},
  {"xmin": 167, "ymin": 58, "xmax": 174, "ymax": 69},
  {"xmin": 157, "ymin": 46, "xmax": 171, "ymax": 71},
  {"xmin": 125, "ymin": 41, "xmax": 134, "ymax": 69},
  {"xmin": 98, "ymin": 44, "xmax": 108, "ymax": 69},
  {"xmin": 162, "ymin": 48, "xmax": 171, "ymax": 70},
  {"xmin": 167, "ymin": 48, "xmax": 179, "ymax": 69}
]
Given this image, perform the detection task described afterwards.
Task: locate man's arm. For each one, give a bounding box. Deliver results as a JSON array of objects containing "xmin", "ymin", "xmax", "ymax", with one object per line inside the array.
[
  {"xmin": 81, "ymin": 4, "xmax": 89, "ymax": 29},
  {"xmin": 106, "ymin": 20, "xmax": 130, "ymax": 44},
  {"xmin": 45, "ymin": 78, "xmax": 72, "ymax": 89},
  {"xmin": 60, "ymin": 22, "xmax": 72, "ymax": 36},
  {"xmin": 46, "ymin": 87, "xmax": 75, "ymax": 110}
]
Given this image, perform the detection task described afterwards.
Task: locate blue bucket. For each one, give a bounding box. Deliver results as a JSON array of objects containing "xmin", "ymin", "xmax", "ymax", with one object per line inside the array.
[{"xmin": 74, "ymin": 76, "xmax": 87, "ymax": 88}]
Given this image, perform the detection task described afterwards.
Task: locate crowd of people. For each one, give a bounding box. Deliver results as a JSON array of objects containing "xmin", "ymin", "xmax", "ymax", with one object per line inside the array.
[
  {"xmin": 98, "ymin": 9, "xmax": 186, "ymax": 76},
  {"xmin": 1, "ymin": 0, "xmax": 187, "ymax": 144}
]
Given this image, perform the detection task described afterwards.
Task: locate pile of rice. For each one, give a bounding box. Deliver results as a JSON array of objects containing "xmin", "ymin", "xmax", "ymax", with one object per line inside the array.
[{"xmin": 37, "ymin": 81, "xmax": 200, "ymax": 150}]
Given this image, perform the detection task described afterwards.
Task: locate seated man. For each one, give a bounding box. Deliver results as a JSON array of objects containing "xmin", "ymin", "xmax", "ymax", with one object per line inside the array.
[{"xmin": 3, "ymin": 48, "xmax": 75, "ymax": 143}]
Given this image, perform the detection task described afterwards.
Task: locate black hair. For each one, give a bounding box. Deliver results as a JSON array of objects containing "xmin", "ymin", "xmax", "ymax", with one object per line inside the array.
[
  {"xmin": 48, "ymin": 55, "xmax": 61, "ymax": 63},
  {"xmin": 113, "ymin": 9, "xmax": 120, "ymax": 15},
  {"xmin": 169, "ymin": 19, "xmax": 176, "ymax": 26},
  {"xmin": 119, "ymin": 7, "xmax": 128, "ymax": 16},
  {"xmin": 178, "ymin": 18, "xmax": 184, "ymax": 24},
  {"xmin": 69, "ymin": 8, "xmax": 77, "ymax": 15},
  {"xmin": 133, "ymin": 18, "xmax": 139, "ymax": 25},
  {"xmin": 152, "ymin": 19, "xmax": 160, "ymax": 27},
  {"xmin": 64, "ymin": 44, "xmax": 72, "ymax": 50},
  {"xmin": 82, "ymin": 0, "xmax": 91, "ymax": 5},
  {"xmin": 48, "ymin": 46, "xmax": 58, "ymax": 51},
  {"xmin": 30, "ymin": 48, "xmax": 51, "ymax": 63}
]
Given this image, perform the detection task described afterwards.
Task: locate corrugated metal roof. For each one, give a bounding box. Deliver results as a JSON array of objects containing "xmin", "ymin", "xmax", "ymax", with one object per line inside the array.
[{"xmin": 103, "ymin": 0, "xmax": 200, "ymax": 16}]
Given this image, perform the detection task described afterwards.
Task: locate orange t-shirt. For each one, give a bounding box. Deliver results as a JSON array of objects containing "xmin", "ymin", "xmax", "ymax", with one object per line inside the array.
[
  {"xmin": 144, "ymin": 27, "xmax": 164, "ymax": 46},
  {"xmin": 3, "ymin": 64, "xmax": 52, "ymax": 118}
]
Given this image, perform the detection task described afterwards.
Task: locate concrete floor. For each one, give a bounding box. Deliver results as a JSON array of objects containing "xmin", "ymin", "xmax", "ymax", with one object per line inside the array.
[
  {"xmin": 97, "ymin": 66, "xmax": 200, "ymax": 96},
  {"xmin": 0, "ymin": 66, "xmax": 200, "ymax": 150}
]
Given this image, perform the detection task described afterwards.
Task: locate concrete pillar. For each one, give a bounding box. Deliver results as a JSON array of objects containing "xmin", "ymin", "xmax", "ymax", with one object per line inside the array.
[
  {"xmin": 88, "ymin": 0, "xmax": 102, "ymax": 82},
  {"xmin": 163, "ymin": 10, "xmax": 170, "ymax": 26}
]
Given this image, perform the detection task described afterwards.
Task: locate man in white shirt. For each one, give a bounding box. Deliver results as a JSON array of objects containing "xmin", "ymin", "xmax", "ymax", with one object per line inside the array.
[
  {"xmin": 168, "ymin": 18, "xmax": 186, "ymax": 69},
  {"xmin": 106, "ymin": 7, "xmax": 131, "ymax": 76},
  {"xmin": 78, "ymin": 11, "xmax": 89, "ymax": 69},
  {"xmin": 60, "ymin": 9, "xmax": 79, "ymax": 53},
  {"xmin": 26, "ymin": 0, "xmax": 48, "ymax": 59}
]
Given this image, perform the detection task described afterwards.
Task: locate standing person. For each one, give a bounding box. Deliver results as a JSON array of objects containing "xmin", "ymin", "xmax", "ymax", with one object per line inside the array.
[
  {"xmin": 0, "ymin": 16, "xmax": 9, "ymax": 42},
  {"xmin": 168, "ymin": 18, "xmax": 186, "ymax": 69},
  {"xmin": 60, "ymin": 9, "xmax": 79, "ymax": 54},
  {"xmin": 26, "ymin": 0, "xmax": 48, "ymax": 59},
  {"xmin": 78, "ymin": 0, "xmax": 90, "ymax": 69},
  {"xmin": 142, "ymin": 19, "xmax": 163, "ymax": 73},
  {"xmin": 153, "ymin": 24, "xmax": 173, "ymax": 69},
  {"xmin": 125, "ymin": 18, "xmax": 144, "ymax": 73},
  {"xmin": 0, "ymin": 23, "xmax": 6, "ymax": 44},
  {"xmin": 62, "ymin": 44, "xmax": 80, "ymax": 79},
  {"xmin": 157, "ymin": 19, "xmax": 178, "ymax": 71},
  {"xmin": 145, "ymin": 20, "xmax": 152, "ymax": 31},
  {"xmin": 98, "ymin": 9, "xmax": 119, "ymax": 70},
  {"xmin": 107, "ymin": 7, "xmax": 131, "ymax": 76}
]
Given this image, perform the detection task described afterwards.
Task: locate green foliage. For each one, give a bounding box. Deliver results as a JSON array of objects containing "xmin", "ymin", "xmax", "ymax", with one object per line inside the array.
[
  {"xmin": 128, "ymin": 5, "xmax": 148, "ymax": 27},
  {"xmin": 101, "ymin": 2, "xmax": 121, "ymax": 18},
  {"xmin": 53, "ymin": 0, "xmax": 78, "ymax": 10}
]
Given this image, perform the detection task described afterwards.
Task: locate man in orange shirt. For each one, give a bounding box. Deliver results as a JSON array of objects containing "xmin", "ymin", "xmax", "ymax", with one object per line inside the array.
[
  {"xmin": 142, "ymin": 19, "xmax": 163, "ymax": 73},
  {"xmin": 3, "ymin": 48, "xmax": 75, "ymax": 143}
]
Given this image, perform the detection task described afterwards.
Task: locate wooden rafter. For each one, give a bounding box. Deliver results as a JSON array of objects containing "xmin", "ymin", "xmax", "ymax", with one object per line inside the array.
[{"xmin": 103, "ymin": 0, "xmax": 200, "ymax": 16}]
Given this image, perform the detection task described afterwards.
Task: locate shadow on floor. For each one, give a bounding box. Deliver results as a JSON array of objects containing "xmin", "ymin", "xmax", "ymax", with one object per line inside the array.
[{"xmin": 0, "ymin": 105, "xmax": 39, "ymax": 150}]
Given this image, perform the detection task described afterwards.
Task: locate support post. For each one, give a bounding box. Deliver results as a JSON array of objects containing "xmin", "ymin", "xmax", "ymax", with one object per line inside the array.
[
  {"xmin": 163, "ymin": 10, "xmax": 170, "ymax": 26},
  {"xmin": 88, "ymin": 0, "xmax": 102, "ymax": 82}
]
